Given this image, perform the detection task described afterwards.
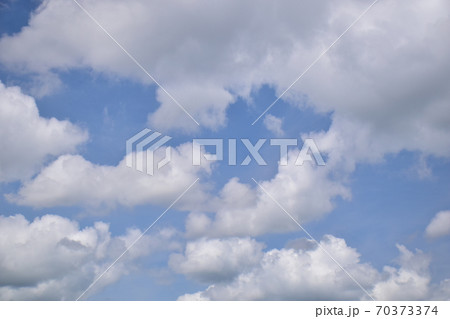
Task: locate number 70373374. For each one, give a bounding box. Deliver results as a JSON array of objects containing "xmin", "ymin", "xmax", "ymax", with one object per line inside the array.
[{"xmin": 376, "ymin": 305, "xmax": 438, "ymax": 316}]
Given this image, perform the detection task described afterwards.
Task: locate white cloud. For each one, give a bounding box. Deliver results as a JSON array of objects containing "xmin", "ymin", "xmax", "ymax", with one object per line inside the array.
[
  {"xmin": 0, "ymin": 214, "xmax": 178, "ymax": 300},
  {"xmin": 186, "ymin": 150, "xmax": 350, "ymax": 237},
  {"xmin": 425, "ymin": 211, "xmax": 450, "ymax": 239},
  {"xmin": 7, "ymin": 143, "xmax": 211, "ymax": 210},
  {"xmin": 178, "ymin": 236, "xmax": 450, "ymax": 301},
  {"xmin": 0, "ymin": 81, "xmax": 87, "ymax": 182},
  {"xmin": 178, "ymin": 235, "xmax": 379, "ymax": 300},
  {"xmin": 372, "ymin": 245, "xmax": 431, "ymax": 301},
  {"xmin": 169, "ymin": 237, "xmax": 264, "ymax": 283},
  {"xmin": 263, "ymin": 114, "xmax": 284, "ymax": 136},
  {"xmin": 8, "ymin": 143, "xmax": 347, "ymax": 236},
  {"xmin": 1, "ymin": 0, "xmax": 450, "ymax": 301},
  {"xmin": 2, "ymin": 0, "xmax": 449, "ymax": 231},
  {"xmin": 295, "ymin": 0, "xmax": 450, "ymax": 166},
  {"xmin": 1, "ymin": 0, "xmax": 449, "ymax": 157}
]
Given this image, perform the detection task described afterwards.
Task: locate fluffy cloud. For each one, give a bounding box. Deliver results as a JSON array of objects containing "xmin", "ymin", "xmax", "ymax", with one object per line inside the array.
[
  {"xmin": 2, "ymin": 0, "xmax": 450, "ymax": 302},
  {"xmin": 8, "ymin": 143, "xmax": 346, "ymax": 236},
  {"xmin": 372, "ymin": 245, "xmax": 431, "ymax": 301},
  {"xmin": 178, "ymin": 235, "xmax": 378, "ymax": 300},
  {"xmin": 186, "ymin": 151, "xmax": 350, "ymax": 237},
  {"xmin": 7, "ymin": 143, "xmax": 211, "ymax": 210},
  {"xmin": 425, "ymin": 211, "xmax": 450, "ymax": 239},
  {"xmin": 178, "ymin": 236, "xmax": 450, "ymax": 301},
  {"xmin": 0, "ymin": 214, "xmax": 178, "ymax": 300},
  {"xmin": 2, "ymin": 0, "xmax": 448, "ymax": 223},
  {"xmin": 1, "ymin": 0, "xmax": 449, "ymax": 158},
  {"xmin": 1, "ymin": 1, "xmax": 448, "ymax": 204},
  {"xmin": 169, "ymin": 237, "xmax": 264, "ymax": 283},
  {"xmin": 0, "ymin": 81, "xmax": 87, "ymax": 182},
  {"xmin": 2, "ymin": 0, "xmax": 299, "ymax": 128},
  {"xmin": 293, "ymin": 0, "xmax": 450, "ymax": 166}
]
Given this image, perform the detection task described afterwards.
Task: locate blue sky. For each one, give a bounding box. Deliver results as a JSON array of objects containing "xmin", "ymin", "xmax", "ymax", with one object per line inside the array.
[{"xmin": 0, "ymin": 0, "xmax": 449, "ymax": 300}]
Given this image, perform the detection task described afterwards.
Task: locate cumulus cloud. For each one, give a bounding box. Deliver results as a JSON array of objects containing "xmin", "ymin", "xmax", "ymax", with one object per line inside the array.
[
  {"xmin": 7, "ymin": 142, "xmax": 346, "ymax": 237},
  {"xmin": 7, "ymin": 143, "xmax": 211, "ymax": 211},
  {"xmin": 2, "ymin": 0, "xmax": 449, "ymax": 233},
  {"xmin": 425, "ymin": 211, "xmax": 450, "ymax": 239},
  {"xmin": 1, "ymin": 1, "xmax": 448, "ymax": 222},
  {"xmin": 178, "ymin": 235, "xmax": 378, "ymax": 300},
  {"xmin": 169, "ymin": 237, "xmax": 264, "ymax": 283},
  {"xmin": 0, "ymin": 0, "xmax": 337, "ymax": 130},
  {"xmin": 0, "ymin": 214, "xmax": 179, "ymax": 300},
  {"xmin": 294, "ymin": 0, "xmax": 450, "ymax": 167},
  {"xmin": 1, "ymin": 0, "xmax": 449, "ymax": 160},
  {"xmin": 0, "ymin": 81, "xmax": 87, "ymax": 182},
  {"xmin": 186, "ymin": 150, "xmax": 350, "ymax": 237},
  {"xmin": 178, "ymin": 236, "xmax": 450, "ymax": 301},
  {"xmin": 372, "ymin": 245, "xmax": 431, "ymax": 301},
  {"xmin": 1, "ymin": 0, "xmax": 449, "ymax": 302}
]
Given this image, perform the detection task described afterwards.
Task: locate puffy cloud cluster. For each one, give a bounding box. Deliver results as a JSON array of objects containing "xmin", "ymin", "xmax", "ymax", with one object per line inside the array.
[
  {"xmin": 0, "ymin": 0, "xmax": 449, "ymax": 155},
  {"xmin": 0, "ymin": 214, "xmax": 179, "ymax": 300},
  {"xmin": 2, "ymin": 0, "xmax": 448, "ymax": 221},
  {"xmin": 177, "ymin": 235, "xmax": 378, "ymax": 300},
  {"xmin": 372, "ymin": 245, "xmax": 431, "ymax": 301},
  {"xmin": 176, "ymin": 236, "xmax": 450, "ymax": 301},
  {"xmin": 186, "ymin": 152, "xmax": 350, "ymax": 237},
  {"xmin": 1, "ymin": 0, "xmax": 450, "ymax": 301},
  {"xmin": 0, "ymin": 0, "xmax": 332, "ymax": 130},
  {"xmin": 301, "ymin": 0, "xmax": 450, "ymax": 166},
  {"xmin": 0, "ymin": 81, "xmax": 87, "ymax": 182},
  {"xmin": 6, "ymin": 143, "xmax": 347, "ymax": 237},
  {"xmin": 7, "ymin": 143, "xmax": 211, "ymax": 211},
  {"xmin": 1, "ymin": 0, "xmax": 448, "ymax": 221}
]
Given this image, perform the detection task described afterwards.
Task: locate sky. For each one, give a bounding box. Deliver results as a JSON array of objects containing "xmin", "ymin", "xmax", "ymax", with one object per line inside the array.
[{"xmin": 0, "ymin": 0, "xmax": 450, "ymax": 301}]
